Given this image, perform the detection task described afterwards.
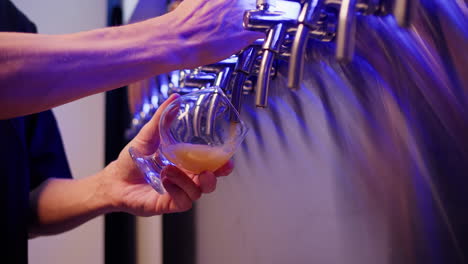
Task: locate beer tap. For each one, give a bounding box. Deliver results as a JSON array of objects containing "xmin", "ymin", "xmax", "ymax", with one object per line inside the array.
[
  {"xmin": 326, "ymin": 0, "xmax": 381, "ymax": 62},
  {"xmin": 335, "ymin": 0, "xmax": 357, "ymax": 62},
  {"xmin": 199, "ymin": 56, "xmax": 238, "ymax": 90},
  {"xmin": 243, "ymin": 0, "xmax": 301, "ymax": 107},
  {"xmin": 172, "ymin": 70, "xmax": 216, "ymax": 95},
  {"xmin": 230, "ymin": 40, "xmax": 263, "ymax": 121},
  {"xmin": 332, "ymin": 0, "xmax": 415, "ymax": 62},
  {"xmin": 393, "ymin": 0, "xmax": 411, "ymax": 27},
  {"xmin": 287, "ymin": 0, "xmax": 325, "ymax": 90}
]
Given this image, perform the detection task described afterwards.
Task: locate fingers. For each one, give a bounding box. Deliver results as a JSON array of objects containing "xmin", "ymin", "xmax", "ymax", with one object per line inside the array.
[
  {"xmin": 198, "ymin": 171, "xmax": 217, "ymax": 193},
  {"xmin": 160, "ymin": 160, "xmax": 234, "ymax": 212},
  {"xmin": 214, "ymin": 160, "xmax": 234, "ymax": 177},
  {"xmin": 196, "ymin": 160, "xmax": 233, "ymax": 193},
  {"xmin": 161, "ymin": 177, "xmax": 193, "ymax": 212},
  {"xmin": 133, "ymin": 93, "xmax": 180, "ymax": 154},
  {"xmin": 162, "ymin": 165, "xmax": 201, "ymax": 201}
]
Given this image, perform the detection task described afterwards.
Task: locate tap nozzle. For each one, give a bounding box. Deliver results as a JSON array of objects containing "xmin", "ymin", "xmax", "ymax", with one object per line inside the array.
[
  {"xmin": 393, "ymin": 0, "xmax": 412, "ymax": 27},
  {"xmin": 244, "ymin": 0, "xmax": 301, "ymax": 107},
  {"xmin": 336, "ymin": 0, "xmax": 357, "ymax": 63},
  {"xmin": 230, "ymin": 41, "xmax": 262, "ymax": 121},
  {"xmin": 256, "ymin": 23, "xmax": 287, "ymax": 108},
  {"xmin": 288, "ymin": 0, "xmax": 324, "ymax": 90}
]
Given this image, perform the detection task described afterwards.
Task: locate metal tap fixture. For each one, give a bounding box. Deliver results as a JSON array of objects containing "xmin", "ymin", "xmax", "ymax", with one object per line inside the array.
[
  {"xmin": 244, "ymin": 0, "xmax": 302, "ymax": 107},
  {"xmin": 198, "ymin": 56, "xmax": 238, "ymax": 90},
  {"xmin": 126, "ymin": 0, "xmax": 416, "ymax": 133},
  {"xmin": 180, "ymin": 71, "xmax": 216, "ymax": 89},
  {"xmin": 287, "ymin": 0, "xmax": 409, "ymax": 89},
  {"xmin": 230, "ymin": 40, "xmax": 263, "ymax": 121},
  {"xmin": 393, "ymin": 0, "xmax": 412, "ymax": 27},
  {"xmin": 288, "ymin": 0, "xmax": 326, "ymax": 90},
  {"xmin": 331, "ymin": 0, "xmax": 382, "ymax": 62}
]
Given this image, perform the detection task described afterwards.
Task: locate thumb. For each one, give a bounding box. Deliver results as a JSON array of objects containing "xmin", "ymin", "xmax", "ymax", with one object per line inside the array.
[{"xmin": 131, "ymin": 94, "xmax": 180, "ymax": 155}]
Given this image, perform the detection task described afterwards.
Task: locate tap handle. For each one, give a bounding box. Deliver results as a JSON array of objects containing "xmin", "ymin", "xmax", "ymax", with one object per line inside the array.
[
  {"xmin": 336, "ymin": 0, "xmax": 357, "ymax": 62},
  {"xmin": 393, "ymin": 0, "xmax": 411, "ymax": 27}
]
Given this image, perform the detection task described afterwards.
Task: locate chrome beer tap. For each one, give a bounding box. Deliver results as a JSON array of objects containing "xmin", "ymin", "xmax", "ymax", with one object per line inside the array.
[
  {"xmin": 335, "ymin": 0, "xmax": 358, "ymax": 62},
  {"xmin": 167, "ymin": 69, "xmax": 191, "ymax": 95},
  {"xmin": 287, "ymin": 0, "xmax": 326, "ymax": 90},
  {"xmin": 229, "ymin": 40, "xmax": 264, "ymax": 121},
  {"xmin": 286, "ymin": 0, "xmax": 383, "ymax": 69},
  {"xmin": 281, "ymin": 0, "xmax": 411, "ymax": 89},
  {"xmin": 199, "ymin": 56, "xmax": 238, "ymax": 90},
  {"xmin": 172, "ymin": 70, "xmax": 217, "ymax": 95},
  {"xmin": 393, "ymin": 0, "xmax": 412, "ymax": 27},
  {"xmin": 244, "ymin": 0, "xmax": 301, "ymax": 107},
  {"xmin": 314, "ymin": 0, "xmax": 382, "ymax": 62}
]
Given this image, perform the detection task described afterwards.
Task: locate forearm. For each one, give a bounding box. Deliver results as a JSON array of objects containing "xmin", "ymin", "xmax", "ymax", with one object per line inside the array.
[
  {"xmin": 0, "ymin": 0, "xmax": 262, "ymax": 119},
  {"xmin": 29, "ymin": 171, "xmax": 116, "ymax": 237},
  {"xmin": 0, "ymin": 13, "xmax": 182, "ymax": 119}
]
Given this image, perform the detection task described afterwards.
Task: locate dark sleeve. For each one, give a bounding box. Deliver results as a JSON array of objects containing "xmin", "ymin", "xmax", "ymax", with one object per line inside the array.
[
  {"xmin": 0, "ymin": 1, "xmax": 71, "ymax": 190},
  {"xmin": 25, "ymin": 110, "xmax": 73, "ymax": 190},
  {"xmin": 0, "ymin": 0, "xmax": 38, "ymax": 33}
]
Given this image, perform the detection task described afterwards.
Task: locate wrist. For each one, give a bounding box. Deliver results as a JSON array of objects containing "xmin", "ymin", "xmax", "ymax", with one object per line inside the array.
[
  {"xmin": 89, "ymin": 164, "xmax": 122, "ymax": 214},
  {"xmin": 126, "ymin": 13, "xmax": 188, "ymax": 73}
]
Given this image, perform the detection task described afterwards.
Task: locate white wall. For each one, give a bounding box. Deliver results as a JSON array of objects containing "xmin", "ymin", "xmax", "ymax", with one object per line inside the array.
[{"xmin": 9, "ymin": 0, "xmax": 106, "ymax": 263}]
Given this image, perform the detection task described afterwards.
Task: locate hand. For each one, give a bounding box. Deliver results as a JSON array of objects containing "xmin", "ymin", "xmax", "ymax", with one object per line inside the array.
[
  {"xmin": 165, "ymin": 0, "xmax": 264, "ymax": 68},
  {"xmin": 104, "ymin": 94, "xmax": 234, "ymax": 216}
]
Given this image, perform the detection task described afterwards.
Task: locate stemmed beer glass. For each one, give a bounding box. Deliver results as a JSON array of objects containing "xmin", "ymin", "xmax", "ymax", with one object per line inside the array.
[{"xmin": 129, "ymin": 87, "xmax": 249, "ymax": 194}]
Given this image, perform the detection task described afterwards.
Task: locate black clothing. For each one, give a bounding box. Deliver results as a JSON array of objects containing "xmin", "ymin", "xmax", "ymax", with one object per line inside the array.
[{"xmin": 0, "ymin": 1, "xmax": 72, "ymax": 263}]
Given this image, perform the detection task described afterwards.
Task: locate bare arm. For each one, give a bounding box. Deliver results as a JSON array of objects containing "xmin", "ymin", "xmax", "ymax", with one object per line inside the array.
[
  {"xmin": 0, "ymin": 0, "xmax": 261, "ymax": 119},
  {"xmin": 28, "ymin": 172, "xmax": 113, "ymax": 237},
  {"xmin": 0, "ymin": 16, "xmax": 180, "ymax": 118}
]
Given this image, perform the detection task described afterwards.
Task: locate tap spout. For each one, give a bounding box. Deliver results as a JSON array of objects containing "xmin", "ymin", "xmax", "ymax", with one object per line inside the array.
[
  {"xmin": 288, "ymin": 0, "xmax": 324, "ymax": 90},
  {"xmin": 256, "ymin": 23, "xmax": 287, "ymax": 107}
]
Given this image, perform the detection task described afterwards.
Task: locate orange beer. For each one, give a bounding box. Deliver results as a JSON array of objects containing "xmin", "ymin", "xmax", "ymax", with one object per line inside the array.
[{"xmin": 163, "ymin": 143, "xmax": 234, "ymax": 174}]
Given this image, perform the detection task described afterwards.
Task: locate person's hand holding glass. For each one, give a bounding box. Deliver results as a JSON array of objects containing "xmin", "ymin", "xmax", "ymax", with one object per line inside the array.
[{"xmin": 130, "ymin": 87, "xmax": 248, "ymax": 194}]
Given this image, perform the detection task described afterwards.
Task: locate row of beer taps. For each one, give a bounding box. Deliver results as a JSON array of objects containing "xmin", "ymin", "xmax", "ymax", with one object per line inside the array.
[{"xmin": 126, "ymin": 0, "xmax": 412, "ymax": 138}]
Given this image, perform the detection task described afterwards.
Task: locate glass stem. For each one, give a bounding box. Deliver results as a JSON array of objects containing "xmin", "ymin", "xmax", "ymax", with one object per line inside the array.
[{"xmin": 129, "ymin": 146, "xmax": 172, "ymax": 194}]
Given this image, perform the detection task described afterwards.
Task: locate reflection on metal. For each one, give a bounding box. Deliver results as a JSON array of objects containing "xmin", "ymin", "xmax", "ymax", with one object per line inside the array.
[
  {"xmin": 288, "ymin": 0, "xmax": 324, "ymax": 90},
  {"xmin": 336, "ymin": 0, "xmax": 357, "ymax": 62},
  {"xmin": 244, "ymin": 0, "xmax": 301, "ymax": 107},
  {"xmin": 127, "ymin": 2, "xmax": 468, "ymax": 262}
]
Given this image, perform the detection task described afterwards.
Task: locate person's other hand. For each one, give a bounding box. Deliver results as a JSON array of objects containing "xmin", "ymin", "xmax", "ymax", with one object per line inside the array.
[
  {"xmin": 164, "ymin": 0, "xmax": 264, "ymax": 68},
  {"xmin": 104, "ymin": 94, "xmax": 234, "ymax": 215}
]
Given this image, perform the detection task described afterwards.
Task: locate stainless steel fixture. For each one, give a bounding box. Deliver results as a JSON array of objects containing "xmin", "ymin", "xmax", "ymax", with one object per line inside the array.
[{"xmin": 126, "ymin": 1, "xmax": 468, "ymax": 264}]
